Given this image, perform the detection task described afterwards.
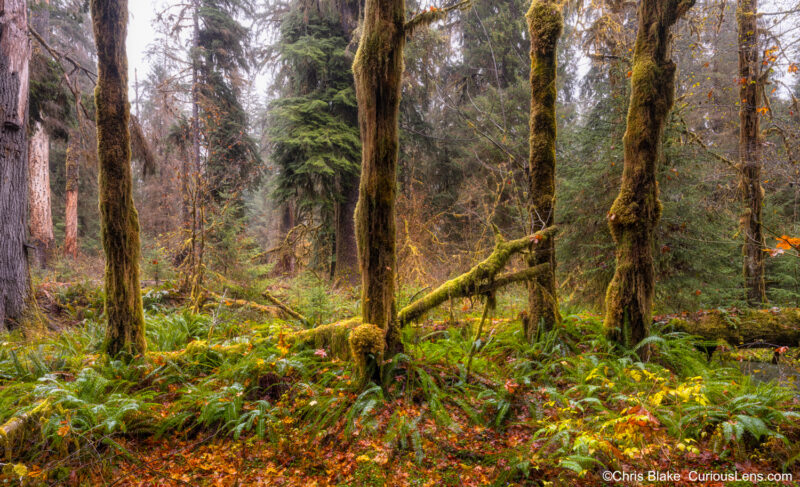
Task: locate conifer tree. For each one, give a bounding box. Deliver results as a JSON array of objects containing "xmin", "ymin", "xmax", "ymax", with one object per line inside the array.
[
  {"xmin": 91, "ymin": 0, "xmax": 146, "ymax": 357},
  {"xmin": 603, "ymin": 0, "xmax": 694, "ymax": 347}
]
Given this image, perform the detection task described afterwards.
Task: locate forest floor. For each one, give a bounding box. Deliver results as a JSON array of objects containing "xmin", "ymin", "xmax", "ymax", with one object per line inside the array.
[{"xmin": 1, "ymin": 278, "xmax": 800, "ymax": 486}]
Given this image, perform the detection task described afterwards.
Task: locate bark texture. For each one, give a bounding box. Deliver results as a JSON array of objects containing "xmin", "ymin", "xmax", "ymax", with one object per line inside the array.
[
  {"xmin": 64, "ymin": 131, "xmax": 79, "ymax": 258},
  {"xmin": 28, "ymin": 121, "xmax": 53, "ymax": 267},
  {"xmin": 737, "ymin": 0, "xmax": 766, "ymax": 306},
  {"xmin": 352, "ymin": 0, "xmax": 406, "ymax": 355},
  {"xmin": 524, "ymin": 0, "xmax": 562, "ymax": 342},
  {"xmin": 0, "ymin": 0, "xmax": 31, "ymax": 330},
  {"xmin": 91, "ymin": 0, "xmax": 146, "ymax": 357},
  {"xmin": 604, "ymin": 0, "xmax": 694, "ymax": 348}
]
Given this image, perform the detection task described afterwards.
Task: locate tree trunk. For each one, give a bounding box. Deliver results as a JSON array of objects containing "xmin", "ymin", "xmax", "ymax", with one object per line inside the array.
[
  {"xmin": 334, "ymin": 178, "xmax": 359, "ymax": 285},
  {"xmin": 64, "ymin": 131, "xmax": 79, "ymax": 258},
  {"xmin": 0, "ymin": 0, "xmax": 31, "ymax": 330},
  {"xmin": 28, "ymin": 121, "xmax": 53, "ymax": 267},
  {"xmin": 353, "ymin": 0, "xmax": 406, "ymax": 356},
  {"xmin": 275, "ymin": 201, "xmax": 296, "ymax": 275},
  {"xmin": 737, "ymin": 0, "xmax": 765, "ymax": 306},
  {"xmin": 91, "ymin": 0, "xmax": 146, "ymax": 357},
  {"xmin": 604, "ymin": 0, "xmax": 694, "ymax": 348},
  {"xmin": 524, "ymin": 0, "xmax": 563, "ymax": 342}
]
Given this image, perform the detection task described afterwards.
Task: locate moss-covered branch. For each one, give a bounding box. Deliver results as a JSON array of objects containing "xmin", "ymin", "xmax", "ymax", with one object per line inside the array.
[
  {"xmin": 0, "ymin": 400, "xmax": 49, "ymax": 460},
  {"xmin": 404, "ymin": 1, "xmax": 471, "ymax": 36},
  {"xmin": 397, "ymin": 227, "xmax": 557, "ymax": 325},
  {"xmin": 262, "ymin": 290, "xmax": 307, "ymax": 322}
]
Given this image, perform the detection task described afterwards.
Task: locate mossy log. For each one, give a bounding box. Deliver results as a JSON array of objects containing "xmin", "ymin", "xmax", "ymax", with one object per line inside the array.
[
  {"xmin": 0, "ymin": 400, "xmax": 49, "ymax": 460},
  {"xmin": 290, "ymin": 318, "xmax": 363, "ymax": 360},
  {"xmin": 262, "ymin": 290, "xmax": 307, "ymax": 322},
  {"xmin": 202, "ymin": 290, "xmax": 282, "ymax": 317},
  {"xmin": 397, "ymin": 227, "xmax": 556, "ymax": 325},
  {"xmin": 668, "ymin": 309, "xmax": 800, "ymax": 348}
]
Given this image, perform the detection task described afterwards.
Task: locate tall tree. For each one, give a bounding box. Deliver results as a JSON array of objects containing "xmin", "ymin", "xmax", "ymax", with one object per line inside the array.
[
  {"xmin": 64, "ymin": 129, "xmax": 80, "ymax": 258},
  {"xmin": 270, "ymin": 0, "xmax": 362, "ymax": 283},
  {"xmin": 603, "ymin": 0, "xmax": 694, "ymax": 347},
  {"xmin": 91, "ymin": 0, "xmax": 146, "ymax": 357},
  {"xmin": 353, "ymin": 0, "xmax": 407, "ymax": 355},
  {"xmin": 0, "ymin": 0, "xmax": 31, "ymax": 330},
  {"xmin": 28, "ymin": 0, "xmax": 55, "ymax": 267},
  {"xmin": 524, "ymin": 0, "xmax": 562, "ymax": 341},
  {"xmin": 737, "ymin": 0, "xmax": 765, "ymax": 306}
]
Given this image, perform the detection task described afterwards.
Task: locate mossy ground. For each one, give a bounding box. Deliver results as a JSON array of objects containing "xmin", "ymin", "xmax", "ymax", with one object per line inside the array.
[{"xmin": 1, "ymin": 281, "xmax": 799, "ymax": 485}]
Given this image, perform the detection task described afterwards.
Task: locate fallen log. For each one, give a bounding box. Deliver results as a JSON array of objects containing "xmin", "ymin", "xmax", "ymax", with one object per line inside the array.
[
  {"xmin": 667, "ymin": 308, "xmax": 800, "ymax": 348},
  {"xmin": 0, "ymin": 400, "xmax": 49, "ymax": 460},
  {"xmin": 203, "ymin": 290, "xmax": 282, "ymax": 317},
  {"xmin": 262, "ymin": 290, "xmax": 308, "ymax": 323},
  {"xmin": 397, "ymin": 227, "xmax": 557, "ymax": 325}
]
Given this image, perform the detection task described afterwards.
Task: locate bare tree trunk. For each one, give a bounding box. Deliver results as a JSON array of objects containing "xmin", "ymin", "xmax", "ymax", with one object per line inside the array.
[
  {"xmin": 64, "ymin": 131, "xmax": 80, "ymax": 258},
  {"xmin": 91, "ymin": 0, "xmax": 146, "ymax": 357},
  {"xmin": 353, "ymin": 0, "xmax": 406, "ymax": 356},
  {"xmin": 0, "ymin": 0, "xmax": 31, "ymax": 330},
  {"xmin": 524, "ymin": 0, "xmax": 563, "ymax": 341},
  {"xmin": 737, "ymin": 0, "xmax": 766, "ymax": 306},
  {"xmin": 604, "ymin": 0, "xmax": 695, "ymax": 348},
  {"xmin": 28, "ymin": 121, "xmax": 53, "ymax": 267}
]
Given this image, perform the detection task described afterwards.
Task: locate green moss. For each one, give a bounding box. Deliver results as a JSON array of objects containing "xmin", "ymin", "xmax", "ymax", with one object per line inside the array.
[
  {"xmin": 292, "ymin": 317, "xmax": 363, "ymax": 360},
  {"xmin": 92, "ymin": 0, "xmax": 146, "ymax": 359},
  {"xmin": 670, "ymin": 309, "xmax": 800, "ymax": 347},
  {"xmin": 349, "ymin": 323, "xmax": 385, "ymax": 384}
]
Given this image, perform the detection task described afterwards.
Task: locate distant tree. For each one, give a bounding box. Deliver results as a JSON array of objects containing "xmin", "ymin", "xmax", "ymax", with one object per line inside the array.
[
  {"xmin": 0, "ymin": 0, "xmax": 32, "ymax": 330},
  {"xmin": 604, "ymin": 0, "xmax": 695, "ymax": 347},
  {"xmin": 269, "ymin": 0, "xmax": 362, "ymax": 282},
  {"xmin": 91, "ymin": 0, "xmax": 146, "ymax": 357},
  {"xmin": 524, "ymin": 0, "xmax": 563, "ymax": 341}
]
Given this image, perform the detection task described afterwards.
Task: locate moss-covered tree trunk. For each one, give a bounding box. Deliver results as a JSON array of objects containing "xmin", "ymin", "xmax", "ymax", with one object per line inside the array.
[
  {"xmin": 524, "ymin": 0, "xmax": 562, "ymax": 342},
  {"xmin": 334, "ymin": 178, "xmax": 360, "ymax": 285},
  {"xmin": 604, "ymin": 0, "xmax": 694, "ymax": 347},
  {"xmin": 0, "ymin": 0, "xmax": 31, "ymax": 330},
  {"xmin": 64, "ymin": 130, "xmax": 80, "ymax": 258},
  {"xmin": 737, "ymin": 0, "xmax": 766, "ymax": 307},
  {"xmin": 91, "ymin": 0, "xmax": 146, "ymax": 357},
  {"xmin": 353, "ymin": 0, "xmax": 406, "ymax": 356}
]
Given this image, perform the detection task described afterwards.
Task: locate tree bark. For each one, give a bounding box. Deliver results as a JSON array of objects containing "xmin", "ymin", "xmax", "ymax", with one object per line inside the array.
[
  {"xmin": 737, "ymin": 0, "xmax": 766, "ymax": 306},
  {"xmin": 0, "ymin": 0, "xmax": 31, "ymax": 330},
  {"xmin": 64, "ymin": 131, "xmax": 79, "ymax": 258},
  {"xmin": 28, "ymin": 121, "xmax": 53, "ymax": 267},
  {"xmin": 524, "ymin": 0, "xmax": 563, "ymax": 342},
  {"xmin": 91, "ymin": 0, "xmax": 146, "ymax": 357},
  {"xmin": 604, "ymin": 0, "xmax": 694, "ymax": 348},
  {"xmin": 353, "ymin": 0, "xmax": 406, "ymax": 356}
]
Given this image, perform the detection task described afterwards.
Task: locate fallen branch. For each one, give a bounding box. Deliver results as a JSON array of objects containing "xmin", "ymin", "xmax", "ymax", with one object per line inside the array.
[
  {"xmin": 397, "ymin": 227, "xmax": 557, "ymax": 325},
  {"xmin": 1, "ymin": 400, "xmax": 50, "ymax": 460},
  {"xmin": 203, "ymin": 290, "xmax": 282, "ymax": 317},
  {"xmin": 262, "ymin": 290, "xmax": 308, "ymax": 323}
]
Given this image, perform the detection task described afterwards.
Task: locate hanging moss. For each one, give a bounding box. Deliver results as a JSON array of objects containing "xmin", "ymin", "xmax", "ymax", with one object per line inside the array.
[
  {"xmin": 352, "ymin": 0, "xmax": 406, "ymax": 356},
  {"xmin": 603, "ymin": 0, "xmax": 695, "ymax": 349},
  {"xmin": 525, "ymin": 0, "xmax": 563, "ymax": 342},
  {"xmin": 91, "ymin": 0, "xmax": 146, "ymax": 359}
]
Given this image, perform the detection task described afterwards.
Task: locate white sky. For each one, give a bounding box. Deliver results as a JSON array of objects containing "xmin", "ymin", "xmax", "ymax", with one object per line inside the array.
[{"xmin": 127, "ymin": 3, "xmax": 158, "ymax": 99}]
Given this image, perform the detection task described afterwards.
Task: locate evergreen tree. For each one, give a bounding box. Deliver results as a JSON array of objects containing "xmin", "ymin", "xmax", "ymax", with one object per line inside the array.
[{"xmin": 269, "ymin": 0, "xmax": 361, "ymax": 281}]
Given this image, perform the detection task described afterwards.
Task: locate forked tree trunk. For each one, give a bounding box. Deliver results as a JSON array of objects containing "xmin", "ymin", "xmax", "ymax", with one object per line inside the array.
[
  {"xmin": 604, "ymin": 0, "xmax": 695, "ymax": 347},
  {"xmin": 737, "ymin": 0, "xmax": 766, "ymax": 306},
  {"xmin": 524, "ymin": 0, "xmax": 563, "ymax": 342},
  {"xmin": 64, "ymin": 132, "xmax": 80, "ymax": 258},
  {"xmin": 0, "ymin": 0, "xmax": 31, "ymax": 330},
  {"xmin": 91, "ymin": 0, "xmax": 146, "ymax": 357},
  {"xmin": 28, "ymin": 121, "xmax": 54, "ymax": 267},
  {"xmin": 352, "ymin": 0, "xmax": 406, "ymax": 356}
]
